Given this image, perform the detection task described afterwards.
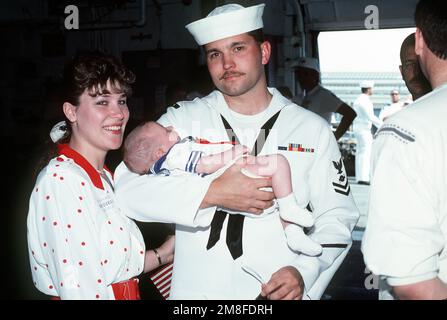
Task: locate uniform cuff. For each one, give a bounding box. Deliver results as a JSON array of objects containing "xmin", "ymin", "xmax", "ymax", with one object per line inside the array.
[
  {"xmin": 189, "ymin": 175, "xmax": 217, "ymax": 227},
  {"xmin": 386, "ymin": 272, "xmax": 437, "ymax": 287},
  {"xmin": 193, "ymin": 206, "xmax": 216, "ymax": 227}
]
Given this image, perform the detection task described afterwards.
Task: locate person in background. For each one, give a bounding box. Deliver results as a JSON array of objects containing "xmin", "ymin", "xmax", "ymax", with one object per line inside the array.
[
  {"xmin": 399, "ymin": 32, "xmax": 432, "ymax": 101},
  {"xmin": 379, "ymin": 89, "xmax": 405, "ymax": 121},
  {"xmin": 115, "ymin": 3, "xmax": 358, "ymax": 300},
  {"xmin": 352, "ymin": 80, "xmax": 382, "ymax": 185},
  {"xmin": 293, "ymin": 57, "xmax": 357, "ymax": 141},
  {"xmin": 26, "ymin": 51, "xmax": 174, "ymax": 300},
  {"xmin": 362, "ymin": 0, "xmax": 447, "ymax": 300},
  {"xmin": 277, "ymin": 86, "xmax": 293, "ymax": 100}
]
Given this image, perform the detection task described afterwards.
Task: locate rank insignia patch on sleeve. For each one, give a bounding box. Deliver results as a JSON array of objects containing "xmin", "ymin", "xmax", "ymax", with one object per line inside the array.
[{"xmin": 332, "ymin": 157, "xmax": 350, "ymax": 196}]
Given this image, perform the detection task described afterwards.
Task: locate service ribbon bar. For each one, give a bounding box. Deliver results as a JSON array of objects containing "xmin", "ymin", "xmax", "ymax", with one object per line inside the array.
[{"xmin": 289, "ymin": 143, "xmax": 314, "ymax": 153}]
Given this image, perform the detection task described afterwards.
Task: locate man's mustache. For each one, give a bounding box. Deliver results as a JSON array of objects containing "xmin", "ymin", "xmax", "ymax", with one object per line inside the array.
[{"xmin": 220, "ymin": 71, "xmax": 245, "ymax": 80}]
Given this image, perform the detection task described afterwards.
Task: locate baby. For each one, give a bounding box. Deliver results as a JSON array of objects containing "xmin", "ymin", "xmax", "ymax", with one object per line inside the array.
[{"xmin": 123, "ymin": 121, "xmax": 322, "ymax": 256}]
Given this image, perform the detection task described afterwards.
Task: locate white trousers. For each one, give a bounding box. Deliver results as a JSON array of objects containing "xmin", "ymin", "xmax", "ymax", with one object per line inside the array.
[{"xmin": 354, "ymin": 129, "xmax": 373, "ymax": 182}]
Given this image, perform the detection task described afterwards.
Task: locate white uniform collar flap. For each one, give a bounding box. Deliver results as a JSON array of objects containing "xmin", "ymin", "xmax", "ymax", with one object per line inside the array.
[{"xmin": 203, "ymin": 87, "xmax": 292, "ymax": 120}]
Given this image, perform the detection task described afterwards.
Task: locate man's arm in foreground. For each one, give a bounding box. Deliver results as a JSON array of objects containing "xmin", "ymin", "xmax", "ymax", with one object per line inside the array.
[
  {"xmin": 115, "ymin": 161, "xmax": 274, "ymax": 225},
  {"xmin": 200, "ymin": 163, "xmax": 274, "ymax": 214}
]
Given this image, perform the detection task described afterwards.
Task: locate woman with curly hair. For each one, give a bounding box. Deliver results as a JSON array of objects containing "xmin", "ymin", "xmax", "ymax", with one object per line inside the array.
[{"xmin": 26, "ymin": 51, "xmax": 174, "ymax": 300}]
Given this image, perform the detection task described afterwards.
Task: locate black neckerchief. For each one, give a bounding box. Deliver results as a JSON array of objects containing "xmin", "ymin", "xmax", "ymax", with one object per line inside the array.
[{"xmin": 206, "ymin": 109, "xmax": 281, "ymax": 260}]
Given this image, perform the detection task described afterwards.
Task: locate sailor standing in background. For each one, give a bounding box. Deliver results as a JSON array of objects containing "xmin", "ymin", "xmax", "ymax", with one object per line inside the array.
[
  {"xmin": 362, "ymin": 0, "xmax": 447, "ymax": 300},
  {"xmin": 379, "ymin": 89, "xmax": 406, "ymax": 121},
  {"xmin": 293, "ymin": 57, "xmax": 357, "ymax": 141},
  {"xmin": 352, "ymin": 81, "xmax": 382, "ymax": 185}
]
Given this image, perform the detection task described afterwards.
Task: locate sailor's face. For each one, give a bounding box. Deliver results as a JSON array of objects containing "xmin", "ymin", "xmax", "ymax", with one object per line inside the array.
[
  {"xmin": 400, "ymin": 45, "xmax": 431, "ymax": 99},
  {"xmin": 295, "ymin": 67, "xmax": 319, "ymax": 91},
  {"xmin": 390, "ymin": 92, "xmax": 400, "ymax": 103},
  {"xmin": 205, "ymin": 33, "xmax": 269, "ymax": 97}
]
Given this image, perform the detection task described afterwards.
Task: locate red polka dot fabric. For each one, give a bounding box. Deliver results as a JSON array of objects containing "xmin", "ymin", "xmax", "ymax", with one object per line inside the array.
[{"xmin": 27, "ymin": 154, "xmax": 145, "ymax": 299}]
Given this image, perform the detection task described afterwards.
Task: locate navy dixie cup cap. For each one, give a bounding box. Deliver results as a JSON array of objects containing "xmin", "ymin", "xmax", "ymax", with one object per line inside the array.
[{"xmin": 185, "ymin": 3, "xmax": 266, "ymax": 45}]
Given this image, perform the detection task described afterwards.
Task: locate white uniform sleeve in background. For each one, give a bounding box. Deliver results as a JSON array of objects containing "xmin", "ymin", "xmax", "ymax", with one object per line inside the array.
[
  {"xmin": 362, "ymin": 125, "xmax": 443, "ymax": 286},
  {"xmin": 358, "ymin": 95, "xmax": 383, "ymax": 129},
  {"xmin": 366, "ymin": 104, "xmax": 383, "ymax": 129}
]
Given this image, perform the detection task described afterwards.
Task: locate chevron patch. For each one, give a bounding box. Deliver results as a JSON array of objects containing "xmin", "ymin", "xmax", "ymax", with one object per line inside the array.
[
  {"xmin": 332, "ymin": 157, "xmax": 350, "ymax": 196},
  {"xmin": 333, "ymin": 180, "xmax": 350, "ymax": 196}
]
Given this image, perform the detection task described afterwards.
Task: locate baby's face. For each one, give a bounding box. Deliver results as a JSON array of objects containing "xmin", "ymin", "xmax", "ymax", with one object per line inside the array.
[
  {"xmin": 150, "ymin": 123, "xmax": 180, "ymax": 151},
  {"xmin": 163, "ymin": 126, "xmax": 180, "ymax": 148}
]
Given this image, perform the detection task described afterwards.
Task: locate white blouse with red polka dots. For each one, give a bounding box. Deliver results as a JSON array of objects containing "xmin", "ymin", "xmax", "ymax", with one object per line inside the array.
[{"xmin": 27, "ymin": 145, "xmax": 145, "ymax": 299}]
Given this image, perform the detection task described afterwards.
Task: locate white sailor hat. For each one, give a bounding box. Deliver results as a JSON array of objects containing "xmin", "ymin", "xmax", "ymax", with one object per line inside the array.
[
  {"xmin": 359, "ymin": 80, "xmax": 374, "ymax": 88},
  {"xmin": 185, "ymin": 3, "xmax": 265, "ymax": 46},
  {"xmin": 291, "ymin": 57, "xmax": 320, "ymax": 73}
]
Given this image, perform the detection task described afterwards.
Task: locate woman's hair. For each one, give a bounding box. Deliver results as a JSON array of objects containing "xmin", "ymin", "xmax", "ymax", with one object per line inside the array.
[
  {"xmin": 35, "ymin": 51, "xmax": 135, "ymax": 175},
  {"xmin": 58, "ymin": 51, "xmax": 136, "ymax": 143},
  {"xmin": 63, "ymin": 51, "xmax": 136, "ymax": 107}
]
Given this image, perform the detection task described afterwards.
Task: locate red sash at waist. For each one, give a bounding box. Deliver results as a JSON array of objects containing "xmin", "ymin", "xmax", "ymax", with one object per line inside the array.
[
  {"xmin": 112, "ymin": 278, "xmax": 141, "ymax": 300},
  {"xmin": 50, "ymin": 278, "xmax": 141, "ymax": 300}
]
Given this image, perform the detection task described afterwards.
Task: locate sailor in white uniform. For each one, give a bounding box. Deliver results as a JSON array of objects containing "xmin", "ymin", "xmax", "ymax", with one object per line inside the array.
[
  {"xmin": 292, "ymin": 57, "xmax": 357, "ymax": 141},
  {"xmin": 115, "ymin": 3, "xmax": 359, "ymax": 300},
  {"xmin": 362, "ymin": 83, "xmax": 447, "ymax": 300},
  {"xmin": 362, "ymin": 0, "xmax": 447, "ymax": 300},
  {"xmin": 378, "ymin": 90, "xmax": 406, "ymax": 121},
  {"xmin": 122, "ymin": 122, "xmax": 322, "ymax": 256},
  {"xmin": 352, "ymin": 81, "xmax": 382, "ymax": 184}
]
